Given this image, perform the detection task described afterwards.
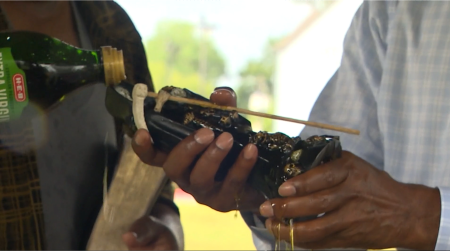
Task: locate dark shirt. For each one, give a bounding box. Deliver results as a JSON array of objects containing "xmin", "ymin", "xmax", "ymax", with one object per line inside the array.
[{"xmin": 0, "ymin": 1, "xmax": 177, "ymax": 249}]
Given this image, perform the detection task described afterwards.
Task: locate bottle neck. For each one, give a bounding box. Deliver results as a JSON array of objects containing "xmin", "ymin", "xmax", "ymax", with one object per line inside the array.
[
  {"xmin": 100, "ymin": 46, "xmax": 126, "ymax": 86},
  {"xmin": 0, "ymin": 31, "xmax": 127, "ymax": 122}
]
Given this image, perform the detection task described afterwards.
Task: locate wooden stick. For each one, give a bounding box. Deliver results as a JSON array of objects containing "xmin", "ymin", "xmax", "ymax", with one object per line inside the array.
[
  {"xmin": 86, "ymin": 136, "xmax": 168, "ymax": 250},
  {"xmin": 147, "ymin": 92, "xmax": 360, "ymax": 135}
]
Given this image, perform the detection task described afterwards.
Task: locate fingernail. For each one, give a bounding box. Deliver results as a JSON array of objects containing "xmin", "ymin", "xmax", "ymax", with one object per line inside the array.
[
  {"xmin": 194, "ymin": 128, "xmax": 215, "ymax": 144},
  {"xmin": 213, "ymin": 88, "xmax": 235, "ymax": 97},
  {"xmin": 260, "ymin": 201, "xmax": 274, "ymax": 217},
  {"xmin": 134, "ymin": 133, "xmax": 146, "ymax": 147},
  {"xmin": 243, "ymin": 144, "xmax": 257, "ymax": 159},
  {"xmin": 215, "ymin": 133, "xmax": 233, "ymax": 150},
  {"xmin": 278, "ymin": 184, "xmax": 296, "ymax": 196}
]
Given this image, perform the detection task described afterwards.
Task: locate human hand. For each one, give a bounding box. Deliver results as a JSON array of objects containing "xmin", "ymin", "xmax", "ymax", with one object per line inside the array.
[
  {"xmin": 131, "ymin": 87, "xmax": 238, "ymax": 168},
  {"xmin": 259, "ymin": 151, "xmax": 441, "ymax": 250},
  {"xmin": 133, "ymin": 87, "xmax": 265, "ymax": 212},
  {"xmin": 161, "ymin": 87, "xmax": 265, "ymax": 212},
  {"xmin": 122, "ymin": 215, "xmax": 180, "ymax": 250}
]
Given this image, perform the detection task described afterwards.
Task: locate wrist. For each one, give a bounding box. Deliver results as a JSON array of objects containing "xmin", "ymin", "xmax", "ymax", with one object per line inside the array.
[{"xmin": 401, "ymin": 184, "xmax": 440, "ymax": 250}]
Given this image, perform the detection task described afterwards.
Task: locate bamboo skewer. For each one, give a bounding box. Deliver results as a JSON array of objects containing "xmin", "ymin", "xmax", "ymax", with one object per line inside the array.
[{"xmin": 147, "ymin": 91, "xmax": 360, "ymax": 135}]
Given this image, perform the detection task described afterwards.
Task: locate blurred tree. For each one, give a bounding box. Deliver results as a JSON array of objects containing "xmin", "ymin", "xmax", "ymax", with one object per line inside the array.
[
  {"xmin": 235, "ymin": 37, "xmax": 280, "ymax": 132},
  {"xmin": 144, "ymin": 20, "xmax": 226, "ymax": 97}
]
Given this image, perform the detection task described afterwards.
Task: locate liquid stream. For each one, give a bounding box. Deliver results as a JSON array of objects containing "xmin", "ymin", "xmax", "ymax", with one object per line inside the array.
[{"xmin": 274, "ymin": 219, "xmax": 296, "ymax": 251}]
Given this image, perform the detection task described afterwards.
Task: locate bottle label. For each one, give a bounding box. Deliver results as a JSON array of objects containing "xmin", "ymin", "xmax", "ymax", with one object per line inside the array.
[{"xmin": 0, "ymin": 47, "xmax": 28, "ymax": 122}]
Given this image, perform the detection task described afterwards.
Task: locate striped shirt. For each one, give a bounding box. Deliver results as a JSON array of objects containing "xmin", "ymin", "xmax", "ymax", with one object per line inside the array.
[{"xmin": 241, "ymin": 1, "xmax": 450, "ymax": 250}]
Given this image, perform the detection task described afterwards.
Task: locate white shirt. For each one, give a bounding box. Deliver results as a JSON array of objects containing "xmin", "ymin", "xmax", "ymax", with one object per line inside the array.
[{"xmin": 241, "ymin": 1, "xmax": 450, "ymax": 250}]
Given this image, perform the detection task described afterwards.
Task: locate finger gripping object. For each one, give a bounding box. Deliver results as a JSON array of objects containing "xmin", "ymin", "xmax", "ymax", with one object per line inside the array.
[
  {"xmin": 106, "ymin": 83, "xmax": 343, "ymax": 200},
  {"xmin": 132, "ymin": 83, "xmax": 148, "ymax": 130}
]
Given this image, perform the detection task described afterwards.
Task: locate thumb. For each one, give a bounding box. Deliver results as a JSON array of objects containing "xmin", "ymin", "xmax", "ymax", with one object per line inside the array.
[
  {"xmin": 122, "ymin": 216, "xmax": 165, "ymax": 248},
  {"xmin": 131, "ymin": 129, "xmax": 157, "ymax": 165},
  {"xmin": 210, "ymin": 87, "xmax": 237, "ymax": 107}
]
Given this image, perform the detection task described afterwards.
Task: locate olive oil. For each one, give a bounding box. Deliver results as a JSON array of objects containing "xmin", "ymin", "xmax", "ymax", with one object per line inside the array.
[
  {"xmin": 289, "ymin": 219, "xmax": 294, "ymax": 250},
  {"xmin": 275, "ymin": 222, "xmax": 281, "ymax": 251},
  {"xmin": 0, "ymin": 31, "xmax": 126, "ymax": 122}
]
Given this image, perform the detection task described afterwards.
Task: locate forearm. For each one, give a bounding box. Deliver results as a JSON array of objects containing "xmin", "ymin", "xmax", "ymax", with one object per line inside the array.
[{"xmin": 150, "ymin": 202, "xmax": 184, "ymax": 250}]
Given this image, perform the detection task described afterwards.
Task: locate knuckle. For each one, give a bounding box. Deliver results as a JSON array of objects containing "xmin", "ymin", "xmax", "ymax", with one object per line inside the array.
[
  {"xmin": 227, "ymin": 177, "xmax": 245, "ymax": 189},
  {"xmin": 317, "ymin": 195, "xmax": 331, "ymax": 211},
  {"xmin": 349, "ymin": 189, "xmax": 362, "ymax": 200},
  {"xmin": 348, "ymin": 166, "xmax": 364, "ymax": 182},
  {"xmin": 324, "ymin": 170, "xmax": 335, "ymax": 184},
  {"xmin": 308, "ymin": 193, "xmax": 329, "ymax": 211}
]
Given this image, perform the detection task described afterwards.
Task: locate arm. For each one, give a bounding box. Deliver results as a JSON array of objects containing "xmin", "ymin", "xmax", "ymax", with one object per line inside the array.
[
  {"xmin": 241, "ymin": 1, "xmax": 387, "ymax": 246},
  {"xmin": 244, "ymin": 1, "xmax": 447, "ymax": 249}
]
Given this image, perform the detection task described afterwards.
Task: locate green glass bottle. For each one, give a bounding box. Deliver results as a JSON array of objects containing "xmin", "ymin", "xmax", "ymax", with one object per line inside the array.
[{"xmin": 0, "ymin": 31, "xmax": 126, "ymax": 123}]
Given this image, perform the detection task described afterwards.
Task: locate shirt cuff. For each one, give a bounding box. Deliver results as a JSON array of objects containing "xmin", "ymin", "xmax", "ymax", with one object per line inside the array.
[{"xmin": 436, "ymin": 187, "xmax": 450, "ymax": 250}]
